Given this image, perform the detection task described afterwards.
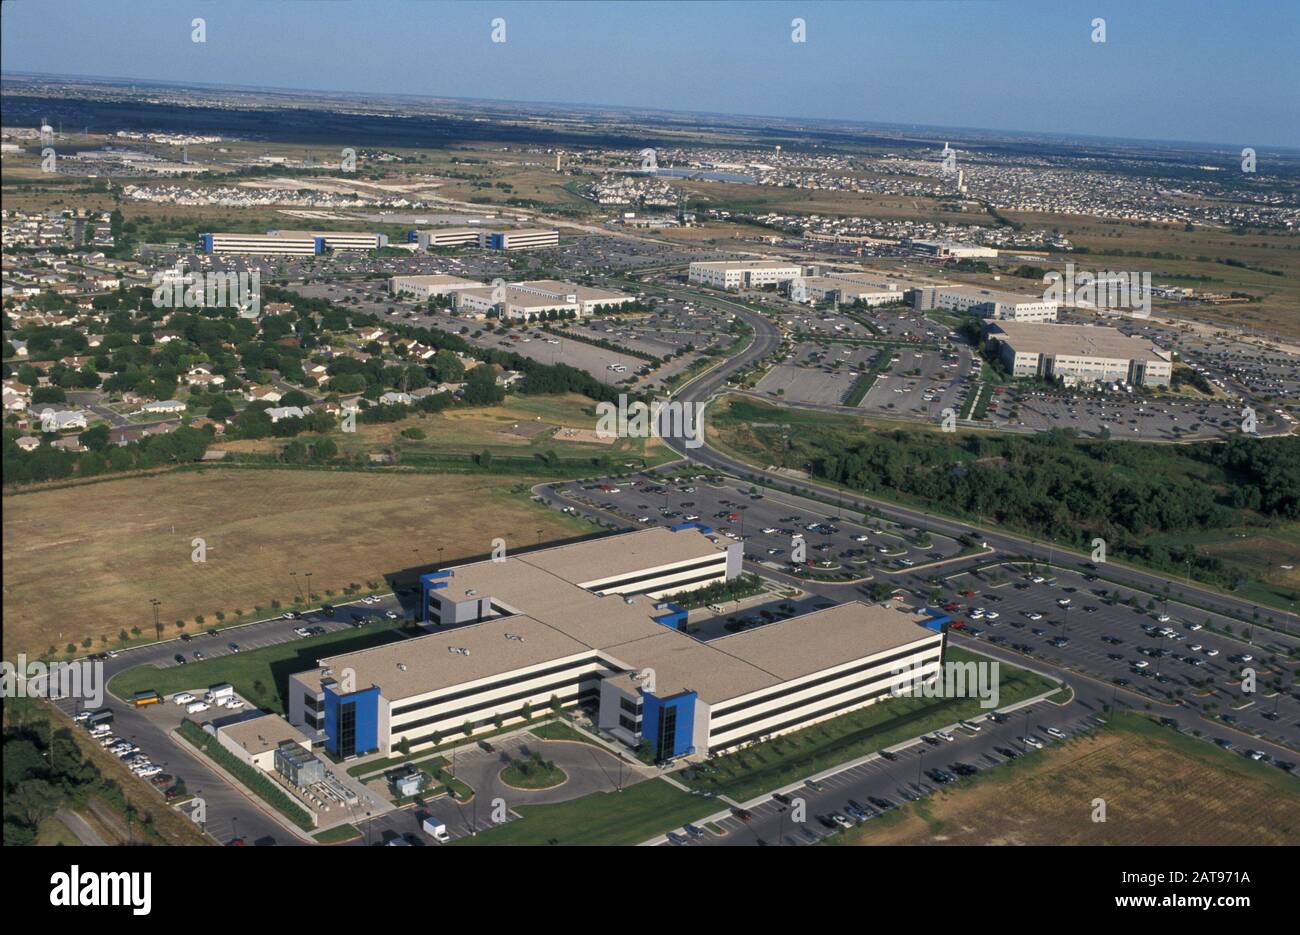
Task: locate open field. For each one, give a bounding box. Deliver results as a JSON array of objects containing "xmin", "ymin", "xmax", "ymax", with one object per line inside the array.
[
  {"xmin": 216, "ymin": 393, "xmax": 671, "ymax": 467},
  {"xmin": 3, "ymin": 468, "xmax": 589, "ymax": 656},
  {"xmin": 826, "ymin": 713, "xmax": 1300, "ymax": 845},
  {"xmin": 452, "ymin": 777, "xmax": 715, "ymax": 846}
]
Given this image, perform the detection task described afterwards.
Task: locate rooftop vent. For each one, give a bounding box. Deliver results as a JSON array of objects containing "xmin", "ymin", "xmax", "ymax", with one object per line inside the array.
[
  {"xmin": 397, "ymin": 663, "xmax": 407, "ymax": 671},
  {"xmin": 504, "ymin": 633, "xmax": 523, "ymax": 642},
  {"xmin": 466, "ymin": 589, "xmax": 478, "ymax": 597},
  {"xmin": 623, "ymin": 595, "xmax": 636, "ymax": 605},
  {"xmin": 448, "ymin": 646, "xmax": 470, "ymax": 656}
]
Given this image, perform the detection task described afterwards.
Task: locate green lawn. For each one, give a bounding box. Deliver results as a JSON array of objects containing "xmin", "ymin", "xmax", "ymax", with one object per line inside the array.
[
  {"xmin": 313, "ymin": 824, "xmax": 361, "ymax": 844},
  {"xmin": 108, "ymin": 620, "xmax": 410, "ymax": 713},
  {"xmin": 676, "ymin": 647, "xmax": 1059, "ymax": 802},
  {"xmin": 451, "ymin": 778, "xmax": 716, "ymax": 846}
]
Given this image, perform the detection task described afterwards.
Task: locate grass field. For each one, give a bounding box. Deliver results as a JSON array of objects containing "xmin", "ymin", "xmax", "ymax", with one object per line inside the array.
[
  {"xmin": 107, "ymin": 619, "xmax": 409, "ymax": 712},
  {"xmin": 215, "ymin": 393, "xmax": 671, "ymax": 466},
  {"xmin": 451, "ymin": 777, "xmax": 715, "ymax": 846},
  {"xmin": 825, "ymin": 713, "xmax": 1300, "ymax": 845},
  {"xmin": 676, "ymin": 647, "xmax": 1060, "ymax": 802},
  {"xmin": 3, "ymin": 468, "xmax": 590, "ymax": 657}
]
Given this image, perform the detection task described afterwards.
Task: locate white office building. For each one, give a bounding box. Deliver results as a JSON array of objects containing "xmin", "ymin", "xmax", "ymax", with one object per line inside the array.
[{"xmin": 689, "ymin": 260, "xmax": 804, "ymax": 290}]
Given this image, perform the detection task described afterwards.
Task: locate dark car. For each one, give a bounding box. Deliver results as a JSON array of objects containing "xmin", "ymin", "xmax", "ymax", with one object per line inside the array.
[
  {"xmin": 732, "ymin": 807, "xmax": 753, "ymax": 822},
  {"xmin": 174, "ymin": 654, "xmax": 187, "ymax": 665}
]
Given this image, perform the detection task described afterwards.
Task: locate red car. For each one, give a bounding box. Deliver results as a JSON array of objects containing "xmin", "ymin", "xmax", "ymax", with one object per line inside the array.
[{"xmin": 732, "ymin": 807, "xmax": 753, "ymax": 822}]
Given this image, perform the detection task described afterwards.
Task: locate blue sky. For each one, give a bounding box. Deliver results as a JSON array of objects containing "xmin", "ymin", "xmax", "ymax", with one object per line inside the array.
[{"xmin": 2, "ymin": 0, "xmax": 1297, "ymax": 147}]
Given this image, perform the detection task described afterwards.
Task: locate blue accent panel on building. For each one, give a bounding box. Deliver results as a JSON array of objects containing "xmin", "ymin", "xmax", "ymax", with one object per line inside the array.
[
  {"xmin": 918, "ymin": 610, "xmax": 951, "ymax": 632},
  {"xmin": 487, "ymin": 233, "xmax": 504, "ymax": 249},
  {"xmin": 652, "ymin": 602, "xmax": 688, "ymax": 630},
  {"xmin": 419, "ymin": 570, "xmax": 453, "ymax": 624},
  {"xmin": 322, "ymin": 684, "xmax": 381, "ymax": 758},
  {"xmin": 201, "ymin": 233, "xmax": 213, "ymax": 254},
  {"xmin": 313, "ymin": 237, "xmax": 326, "ymax": 255},
  {"xmin": 407, "ymin": 229, "xmax": 418, "ymax": 242},
  {"xmin": 640, "ymin": 689, "xmax": 697, "ymax": 760},
  {"xmin": 669, "ymin": 521, "xmax": 713, "ymax": 534}
]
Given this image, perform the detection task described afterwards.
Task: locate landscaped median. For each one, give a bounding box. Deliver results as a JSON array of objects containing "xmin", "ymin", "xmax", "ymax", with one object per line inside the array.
[
  {"xmin": 450, "ymin": 778, "xmax": 716, "ymax": 846},
  {"xmin": 675, "ymin": 647, "xmax": 1061, "ymax": 803},
  {"xmin": 176, "ymin": 719, "xmax": 314, "ymax": 832}
]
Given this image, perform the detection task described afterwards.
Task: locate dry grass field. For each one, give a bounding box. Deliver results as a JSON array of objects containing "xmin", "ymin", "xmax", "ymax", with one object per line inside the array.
[
  {"xmin": 829, "ymin": 715, "xmax": 1300, "ymax": 846},
  {"xmin": 3, "ymin": 469, "xmax": 590, "ymax": 656}
]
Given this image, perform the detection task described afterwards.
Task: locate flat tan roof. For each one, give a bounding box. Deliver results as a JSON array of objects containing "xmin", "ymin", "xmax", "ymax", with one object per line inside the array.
[
  {"xmin": 392, "ymin": 274, "xmax": 479, "ymax": 286},
  {"xmin": 988, "ymin": 321, "xmax": 1167, "ymax": 362},
  {"xmin": 602, "ymin": 630, "xmax": 777, "ymax": 702},
  {"xmin": 691, "ymin": 260, "xmax": 800, "ymax": 270},
  {"xmin": 522, "ymin": 525, "xmax": 727, "ymax": 587},
  {"xmin": 306, "ymin": 615, "xmax": 593, "ymax": 700},
  {"xmin": 708, "ymin": 602, "xmax": 941, "ymax": 684},
  {"xmin": 218, "ymin": 713, "xmax": 312, "ymax": 756}
]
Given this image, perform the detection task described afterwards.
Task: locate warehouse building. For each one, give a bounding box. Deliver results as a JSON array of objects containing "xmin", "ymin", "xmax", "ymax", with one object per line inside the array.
[
  {"xmin": 481, "ymin": 228, "xmax": 559, "ymax": 250},
  {"xmin": 408, "ymin": 228, "xmax": 482, "ymax": 250},
  {"xmin": 984, "ymin": 321, "xmax": 1172, "ymax": 387},
  {"xmin": 390, "ymin": 274, "xmax": 482, "ymax": 300},
  {"xmin": 796, "ymin": 271, "xmax": 915, "ymax": 306},
  {"xmin": 909, "ymin": 284, "xmax": 1058, "ymax": 322},
  {"xmin": 287, "ymin": 526, "xmax": 946, "ymax": 761},
  {"xmin": 689, "ymin": 260, "xmax": 804, "ymax": 290},
  {"xmin": 453, "ymin": 279, "xmax": 634, "ymax": 319}
]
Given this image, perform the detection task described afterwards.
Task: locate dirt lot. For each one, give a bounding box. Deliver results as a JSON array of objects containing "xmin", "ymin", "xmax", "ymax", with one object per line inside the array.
[
  {"xmin": 3, "ymin": 468, "xmax": 588, "ymax": 656},
  {"xmin": 831, "ymin": 715, "xmax": 1300, "ymax": 846}
]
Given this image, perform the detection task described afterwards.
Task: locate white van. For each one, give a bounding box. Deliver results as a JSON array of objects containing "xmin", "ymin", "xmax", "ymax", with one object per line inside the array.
[
  {"xmin": 186, "ymin": 701, "xmax": 211, "ymax": 714},
  {"xmin": 172, "ymin": 692, "xmax": 196, "ymax": 705}
]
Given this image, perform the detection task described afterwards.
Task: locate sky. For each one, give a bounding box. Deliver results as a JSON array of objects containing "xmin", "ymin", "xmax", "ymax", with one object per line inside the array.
[{"xmin": 2, "ymin": 0, "xmax": 1297, "ymax": 148}]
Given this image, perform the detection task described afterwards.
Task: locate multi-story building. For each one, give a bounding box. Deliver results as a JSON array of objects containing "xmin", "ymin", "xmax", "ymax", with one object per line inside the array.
[
  {"xmin": 201, "ymin": 229, "xmax": 387, "ymax": 255},
  {"xmin": 287, "ymin": 526, "xmax": 948, "ymax": 761},
  {"xmin": 408, "ymin": 228, "xmax": 482, "ymax": 250},
  {"xmin": 908, "ymin": 239, "xmax": 999, "ymax": 259},
  {"xmin": 984, "ymin": 321, "xmax": 1172, "ymax": 387},
  {"xmin": 688, "ymin": 260, "xmax": 804, "ymax": 290},
  {"xmin": 481, "ymin": 228, "xmax": 559, "ymax": 250},
  {"xmin": 389, "ymin": 274, "xmax": 483, "ymax": 300},
  {"xmin": 909, "ymin": 284, "xmax": 1059, "ymax": 322}
]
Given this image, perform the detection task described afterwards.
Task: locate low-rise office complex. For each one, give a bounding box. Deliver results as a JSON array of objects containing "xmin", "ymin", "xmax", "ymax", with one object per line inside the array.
[
  {"xmin": 288, "ymin": 526, "xmax": 947, "ymax": 762},
  {"xmin": 908, "ymin": 239, "xmax": 999, "ymax": 259},
  {"xmin": 910, "ymin": 284, "xmax": 1059, "ymax": 322},
  {"xmin": 201, "ymin": 229, "xmax": 388, "ymax": 255},
  {"xmin": 408, "ymin": 227, "xmax": 482, "ymax": 250},
  {"xmin": 453, "ymin": 279, "xmax": 635, "ymax": 319},
  {"xmin": 389, "ymin": 274, "xmax": 483, "ymax": 300},
  {"xmin": 689, "ymin": 260, "xmax": 804, "ymax": 290},
  {"xmin": 984, "ymin": 321, "xmax": 1172, "ymax": 386},
  {"xmin": 483, "ymin": 228, "xmax": 559, "ymax": 250}
]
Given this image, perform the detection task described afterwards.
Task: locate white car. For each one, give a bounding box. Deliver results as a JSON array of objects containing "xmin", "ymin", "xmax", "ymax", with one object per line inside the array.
[
  {"xmin": 984, "ymin": 610, "xmax": 999, "ymax": 620},
  {"xmin": 935, "ymin": 730, "xmax": 956, "ymax": 743},
  {"xmin": 762, "ymin": 527, "xmax": 778, "ymax": 535},
  {"xmin": 1156, "ymin": 614, "xmax": 1170, "ymax": 623},
  {"xmin": 1021, "ymin": 736, "xmax": 1044, "ymax": 749},
  {"xmin": 1057, "ymin": 598, "xmax": 1071, "ymax": 607},
  {"xmin": 172, "ymin": 692, "xmax": 196, "ymax": 705},
  {"xmin": 1205, "ymin": 648, "xmax": 1219, "ymax": 657},
  {"xmin": 1045, "ymin": 727, "xmax": 1067, "ymax": 740},
  {"xmin": 384, "ymin": 610, "xmax": 398, "ymax": 619},
  {"xmin": 1025, "ymin": 612, "xmax": 1043, "ymax": 621},
  {"xmin": 294, "ymin": 627, "xmax": 311, "ymax": 637},
  {"xmin": 1134, "ymin": 660, "xmax": 1150, "ymax": 669},
  {"xmin": 958, "ymin": 720, "xmax": 981, "ymax": 732},
  {"xmin": 852, "ymin": 534, "xmax": 869, "ymax": 542},
  {"xmin": 1189, "ymin": 644, "xmax": 1203, "ymax": 653}
]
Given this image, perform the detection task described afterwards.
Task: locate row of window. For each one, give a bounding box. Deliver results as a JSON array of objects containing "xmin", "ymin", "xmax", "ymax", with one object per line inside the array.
[
  {"xmin": 586, "ymin": 555, "xmax": 727, "ymax": 595},
  {"xmin": 390, "ymin": 668, "xmax": 618, "ymax": 736},
  {"xmin": 394, "ymin": 689, "xmax": 598, "ymax": 748},
  {"xmin": 711, "ymin": 638, "xmax": 942, "ymax": 720},
  {"xmin": 391, "ymin": 655, "xmax": 615, "ymax": 717},
  {"xmin": 709, "ymin": 653, "xmax": 942, "ymax": 752}
]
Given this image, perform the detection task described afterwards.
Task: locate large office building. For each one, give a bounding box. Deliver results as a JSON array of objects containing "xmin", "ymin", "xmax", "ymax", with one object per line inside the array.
[
  {"xmin": 408, "ymin": 227, "xmax": 482, "ymax": 250},
  {"xmin": 984, "ymin": 321, "xmax": 1172, "ymax": 387},
  {"xmin": 201, "ymin": 232, "xmax": 323, "ymax": 256},
  {"xmin": 287, "ymin": 526, "xmax": 947, "ymax": 762},
  {"xmin": 482, "ymin": 228, "xmax": 559, "ymax": 251},
  {"xmin": 453, "ymin": 279, "xmax": 634, "ymax": 319},
  {"xmin": 389, "ymin": 274, "xmax": 483, "ymax": 300},
  {"xmin": 796, "ymin": 271, "xmax": 915, "ymax": 306},
  {"xmin": 689, "ymin": 260, "xmax": 804, "ymax": 290},
  {"xmin": 201, "ymin": 229, "xmax": 387, "ymax": 255},
  {"xmin": 908, "ymin": 239, "xmax": 999, "ymax": 259},
  {"xmin": 909, "ymin": 284, "xmax": 1059, "ymax": 322}
]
